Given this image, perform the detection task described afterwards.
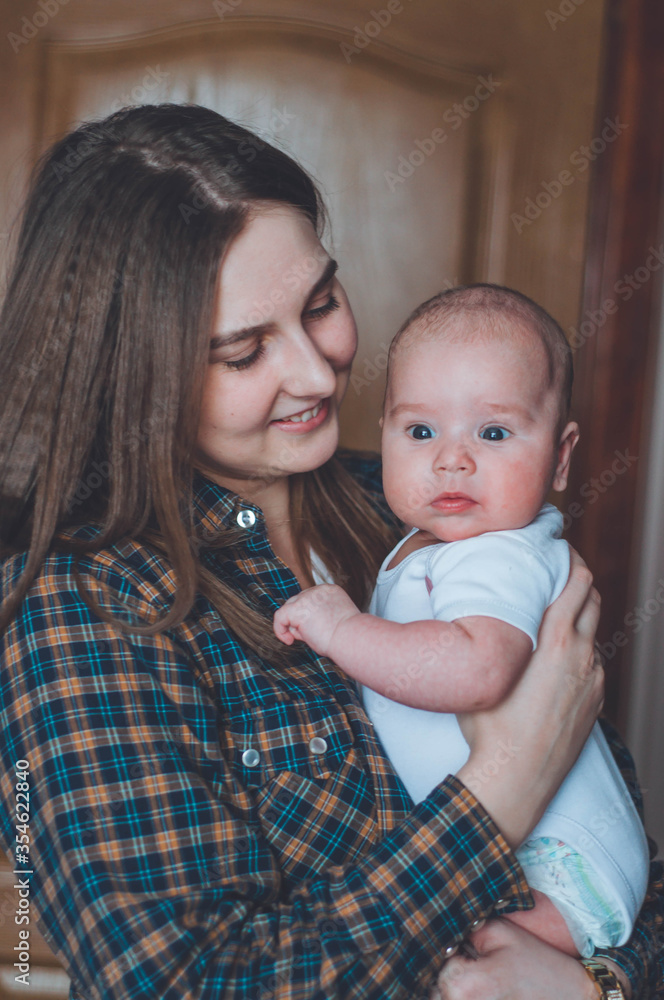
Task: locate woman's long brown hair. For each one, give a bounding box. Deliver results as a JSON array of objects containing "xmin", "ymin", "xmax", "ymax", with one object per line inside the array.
[{"xmin": 0, "ymin": 104, "xmax": 397, "ymax": 659}]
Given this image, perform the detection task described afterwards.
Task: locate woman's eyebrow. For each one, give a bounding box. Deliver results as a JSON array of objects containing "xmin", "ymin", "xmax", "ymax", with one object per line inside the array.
[
  {"xmin": 209, "ymin": 324, "xmax": 271, "ymax": 350},
  {"xmin": 308, "ymin": 256, "xmax": 338, "ymax": 298},
  {"xmin": 209, "ymin": 257, "xmax": 339, "ymax": 349}
]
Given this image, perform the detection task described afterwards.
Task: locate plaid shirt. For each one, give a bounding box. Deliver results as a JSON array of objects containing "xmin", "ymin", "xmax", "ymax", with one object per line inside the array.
[{"xmin": 0, "ymin": 451, "xmax": 662, "ymax": 1000}]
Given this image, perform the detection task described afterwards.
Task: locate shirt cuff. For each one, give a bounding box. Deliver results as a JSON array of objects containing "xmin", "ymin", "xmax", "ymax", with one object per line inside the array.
[{"xmin": 353, "ymin": 775, "xmax": 533, "ymax": 964}]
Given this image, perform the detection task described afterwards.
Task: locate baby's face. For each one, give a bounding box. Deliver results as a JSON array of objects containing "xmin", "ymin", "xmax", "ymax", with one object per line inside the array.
[{"xmin": 381, "ymin": 320, "xmax": 578, "ymax": 542}]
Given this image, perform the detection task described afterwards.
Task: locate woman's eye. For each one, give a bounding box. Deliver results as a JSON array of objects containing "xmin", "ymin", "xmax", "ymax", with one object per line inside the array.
[
  {"xmin": 213, "ymin": 341, "xmax": 266, "ymax": 371},
  {"xmin": 480, "ymin": 426, "xmax": 510, "ymax": 441},
  {"xmin": 407, "ymin": 424, "xmax": 435, "ymax": 440},
  {"xmin": 305, "ymin": 294, "xmax": 340, "ymax": 321}
]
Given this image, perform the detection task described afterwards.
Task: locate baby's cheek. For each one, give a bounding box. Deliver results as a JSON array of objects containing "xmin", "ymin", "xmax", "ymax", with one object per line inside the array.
[
  {"xmin": 382, "ymin": 465, "xmax": 407, "ymax": 515},
  {"xmin": 382, "ymin": 483, "xmax": 411, "ymax": 523},
  {"xmin": 494, "ymin": 456, "xmax": 549, "ymax": 522},
  {"xmin": 386, "ymin": 465, "xmax": 437, "ymax": 514},
  {"xmin": 387, "ymin": 480, "xmax": 433, "ymax": 523}
]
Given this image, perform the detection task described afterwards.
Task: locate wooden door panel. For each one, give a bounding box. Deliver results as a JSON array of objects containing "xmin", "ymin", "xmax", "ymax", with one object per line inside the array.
[{"xmin": 41, "ymin": 19, "xmax": 511, "ymax": 450}]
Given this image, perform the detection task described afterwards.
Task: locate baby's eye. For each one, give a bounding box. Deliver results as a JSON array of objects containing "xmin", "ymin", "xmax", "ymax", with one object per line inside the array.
[
  {"xmin": 480, "ymin": 426, "xmax": 510, "ymax": 441},
  {"xmin": 407, "ymin": 424, "xmax": 435, "ymax": 440}
]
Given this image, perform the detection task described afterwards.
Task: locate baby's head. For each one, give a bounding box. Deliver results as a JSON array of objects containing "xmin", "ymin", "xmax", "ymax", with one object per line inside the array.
[{"xmin": 380, "ymin": 283, "xmax": 579, "ymax": 542}]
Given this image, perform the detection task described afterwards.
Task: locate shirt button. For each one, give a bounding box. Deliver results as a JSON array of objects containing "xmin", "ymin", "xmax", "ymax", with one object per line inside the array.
[
  {"xmin": 309, "ymin": 737, "xmax": 328, "ymax": 754},
  {"xmin": 494, "ymin": 898, "xmax": 510, "ymax": 910},
  {"xmin": 242, "ymin": 748, "xmax": 260, "ymax": 768},
  {"xmin": 236, "ymin": 509, "xmax": 256, "ymax": 528},
  {"xmin": 443, "ymin": 944, "xmax": 458, "ymax": 959},
  {"xmin": 470, "ymin": 918, "xmax": 485, "ymax": 931}
]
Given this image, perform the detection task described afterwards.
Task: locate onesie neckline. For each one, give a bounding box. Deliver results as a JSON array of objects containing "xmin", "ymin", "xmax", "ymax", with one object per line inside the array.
[{"xmin": 378, "ymin": 527, "xmax": 433, "ymax": 578}]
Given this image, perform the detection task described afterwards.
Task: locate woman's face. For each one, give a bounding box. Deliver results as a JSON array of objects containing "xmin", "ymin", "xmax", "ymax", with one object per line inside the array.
[{"xmin": 196, "ymin": 205, "xmax": 358, "ymax": 494}]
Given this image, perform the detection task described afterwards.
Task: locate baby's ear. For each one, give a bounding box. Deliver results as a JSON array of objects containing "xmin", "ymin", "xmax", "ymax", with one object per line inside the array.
[{"xmin": 552, "ymin": 421, "xmax": 580, "ymax": 492}]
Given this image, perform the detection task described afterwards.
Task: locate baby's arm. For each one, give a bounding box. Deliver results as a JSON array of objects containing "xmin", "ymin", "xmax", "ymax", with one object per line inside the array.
[{"xmin": 273, "ymin": 584, "xmax": 532, "ymax": 712}]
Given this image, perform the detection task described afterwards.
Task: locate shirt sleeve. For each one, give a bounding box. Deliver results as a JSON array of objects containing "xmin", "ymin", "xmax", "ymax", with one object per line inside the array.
[
  {"xmin": 426, "ymin": 531, "xmax": 567, "ymax": 649},
  {"xmin": 0, "ymin": 560, "xmax": 531, "ymax": 1000},
  {"xmin": 593, "ymin": 718, "xmax": 664, "ymax": 1000}
]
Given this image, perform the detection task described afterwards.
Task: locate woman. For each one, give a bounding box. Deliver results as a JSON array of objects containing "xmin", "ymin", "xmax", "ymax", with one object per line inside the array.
[{"xmin": 0, "ymin": 104, "xmax": 660, "ymax": 1000}]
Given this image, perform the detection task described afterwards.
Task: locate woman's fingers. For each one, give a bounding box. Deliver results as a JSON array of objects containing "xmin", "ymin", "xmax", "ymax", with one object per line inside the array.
[
  {"xmin": 435, "ymin": 919, "xmax": 598, "ymax": 999},
  {"xmin": 575, "ymin": 584, "xmax": 602, "ymax": 646},
  {"xmin": 538, "ymin": 548, "xmax": 593, "ymax": 635},
  {"xmin": 535, "ymin": 546, "xmax": 602, "ymax": 692},
  {"xmin": 568, "ymin": 548, "xmax": 602, "ymax": 644}
]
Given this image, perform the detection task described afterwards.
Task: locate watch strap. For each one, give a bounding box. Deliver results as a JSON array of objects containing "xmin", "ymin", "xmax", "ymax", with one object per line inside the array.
[{"xmin": 580, "ymin": 959, "xmax": 626, "ymax": 999}]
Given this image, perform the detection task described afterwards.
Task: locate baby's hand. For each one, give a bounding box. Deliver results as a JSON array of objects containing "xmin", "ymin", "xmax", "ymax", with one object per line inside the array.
[{"xmin": 273, "ymin": 584, "xmax": 361, "ymax": 655}]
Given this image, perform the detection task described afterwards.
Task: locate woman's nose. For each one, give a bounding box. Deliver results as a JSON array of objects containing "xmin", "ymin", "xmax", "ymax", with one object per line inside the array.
[
  {"xmin": 433, "ymin": 436, "xmax": 476, "ymax": 475},
  {"xmin": 281, "ymin": 327, "xmax": 339, "ymax": 398}
]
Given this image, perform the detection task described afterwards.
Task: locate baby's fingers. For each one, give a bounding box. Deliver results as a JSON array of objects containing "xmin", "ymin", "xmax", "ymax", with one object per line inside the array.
[{"xmin": 273, "ymin": 608, "xmax": 296, "ymax": 645}]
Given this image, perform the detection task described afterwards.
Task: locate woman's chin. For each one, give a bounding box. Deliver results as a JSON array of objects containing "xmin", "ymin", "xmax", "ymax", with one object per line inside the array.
[
  {"xmin": 286, "ymin": 432, "xmax": 340, "ymax": 474},
  {"xmin": 271, "ymin": 411, "xmax": 340, "ymax": 474}
]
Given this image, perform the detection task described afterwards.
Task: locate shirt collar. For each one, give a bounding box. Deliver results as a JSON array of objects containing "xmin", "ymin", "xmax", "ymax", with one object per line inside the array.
[{"xmin": 191, "ymin": 471, "xmax": 267, "ymax": 536}]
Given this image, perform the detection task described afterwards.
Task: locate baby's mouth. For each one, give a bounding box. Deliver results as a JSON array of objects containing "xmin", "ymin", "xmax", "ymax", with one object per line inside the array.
[{"xmin": 431, "ymin": 492, "xmax": 477, "ymax": 511}]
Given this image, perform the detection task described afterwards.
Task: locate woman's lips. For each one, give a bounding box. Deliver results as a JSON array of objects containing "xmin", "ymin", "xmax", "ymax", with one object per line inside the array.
[
  {"xmin": 430, "ymin": 493, "xmax": 477, "ymax": 513},
  {"xmin": 270, "ymin": 398, "xmax": 330, "ymax": 433}
]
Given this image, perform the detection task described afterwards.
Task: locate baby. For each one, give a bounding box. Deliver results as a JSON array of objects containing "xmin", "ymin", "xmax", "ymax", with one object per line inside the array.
[{"xmin": 273, "ymin": 283, "xmax": 649, "ymax": 958}]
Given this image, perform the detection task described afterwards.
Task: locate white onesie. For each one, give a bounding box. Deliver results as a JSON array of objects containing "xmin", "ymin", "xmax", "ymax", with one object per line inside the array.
[{"xmin": 362, "ymin": 503, "xmax": 649, "ymax": 956}]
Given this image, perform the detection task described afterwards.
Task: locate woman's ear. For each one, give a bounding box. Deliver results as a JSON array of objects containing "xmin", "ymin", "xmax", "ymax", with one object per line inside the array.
[{"xmin": 552, "ymin": 421, "xmax": 580, "ymax": 492}]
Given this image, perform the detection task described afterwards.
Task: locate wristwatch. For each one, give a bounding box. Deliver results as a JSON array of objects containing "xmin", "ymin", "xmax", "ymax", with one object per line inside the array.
[{"xmin": 580, "ymin": 959, "xmax": 626, "ymax": 999}]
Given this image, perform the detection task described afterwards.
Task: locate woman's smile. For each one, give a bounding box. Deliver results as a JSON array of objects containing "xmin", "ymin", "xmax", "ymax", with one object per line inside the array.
[{"xmin": 271, "ymin": 398, "xmax": 329, "ymax": 431}]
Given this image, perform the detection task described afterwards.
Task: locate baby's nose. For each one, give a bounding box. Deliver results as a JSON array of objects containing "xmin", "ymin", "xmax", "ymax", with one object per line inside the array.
[{"xmin": 434, "ymin": 439, "xmax": 476, "ymax": 474}]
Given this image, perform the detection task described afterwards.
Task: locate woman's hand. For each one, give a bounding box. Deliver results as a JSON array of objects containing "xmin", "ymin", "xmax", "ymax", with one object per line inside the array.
[
  {"xmin": 456, "ymin": 548, "xmax": 603, "ymax": 848},
  {"xmin": 432, "ymin": 920, "xmax": 598, "ymax": 999}
]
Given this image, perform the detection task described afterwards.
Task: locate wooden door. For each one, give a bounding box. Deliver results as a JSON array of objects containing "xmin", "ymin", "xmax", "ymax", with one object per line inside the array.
[{"xmin": 0, "ymin": 0, "xmax": 610, "ymax": 991}]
